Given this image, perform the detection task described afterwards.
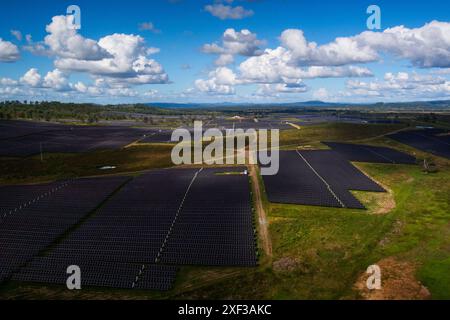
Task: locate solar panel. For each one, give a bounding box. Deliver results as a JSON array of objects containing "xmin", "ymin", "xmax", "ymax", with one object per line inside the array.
[
  {"xmin": 7, "ymin": 168, "xmax": 258, "ymax": 290},
  {"xmin": 160, "ymin": 168, "xmax": 257, "ymax": 266},
  {"xmin": 388, "ymin": 129, "xmax": 450, "ymax": 160},
  {"xmin": 0, "ymin": 120, "xmax": 64, "ymax": 141},
  {"xmin": 0, "ymin": 121, "xmax": 152, "ymax": 157},
  {"xmin": 12, "ymin": 257, "xmax": 177, "ymax": 290},
  {"xmin": 261, "ymin": 151, "xmax": 342, "ymax": 207},
  {"xmin": 324, "ymin": 142, "xmax": 416, "ymax": 164},
  {"xmin": 262, "ymin": 150, "xmax": 386, "ymax": 209},
  {"xmin": 140, "ymin": 131, "xmax": 174, "ymax": 143},
  {"xmin": 0, "ymin": 176, "xmax": 128, "ymax": 284},
  {"xmin": 300, "ymin": 150, "xmax": 385, "ymax": 193}
]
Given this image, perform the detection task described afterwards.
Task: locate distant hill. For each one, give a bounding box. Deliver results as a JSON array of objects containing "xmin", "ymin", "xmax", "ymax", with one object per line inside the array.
[
  {"xmin": 147, "ymin": 101, "xmax": 348, "ymax": 109},
  {"xmin": 146, "ymin": 102, "xmax": 254, "ymax": 109},
  {"xmin": 146, "ymin": 100, "xmax": 450, "ymax": 110},
  {"xmin": 273, "ymin": 101, "xmax": 349, "ymax": 107}
]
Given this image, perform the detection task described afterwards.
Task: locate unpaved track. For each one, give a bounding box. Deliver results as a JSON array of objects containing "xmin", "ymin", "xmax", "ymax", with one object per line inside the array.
[{"xmin": 249, "ymin": 164, "xmax": 273, "ymax": 259}]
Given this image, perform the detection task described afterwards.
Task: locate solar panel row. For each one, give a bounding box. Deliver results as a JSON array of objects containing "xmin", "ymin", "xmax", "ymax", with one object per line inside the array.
[
  {"xmin": 261, "ymin": 151, "xmax": 342, "ymax": 207},
  {"xmin": 12, "ymin": 170, "xmax": 198, "ymax": 289},
  {"xmin": 11, "ymin": 257, "xmax": 178, "ymax": 291},
  {"xmin": 262, "ymin": 150, "xmax": 386, "ymax": 209},
  {"xmin": 0, "ymin": 177, "xmax": 128, "ymax": 284},
  {"xmin": 388, "ymin": 129, "xmax": 450, "ymax": 160},
  {"xmin": 300, "ymin": 150, "xmax": 385, "ymax": 193},
  {"xmin": 324, "ymin": 142, "xmax": 416, "ymax": 164},
  {"xmin": 160, "ymin": 168, "xmax": 257, "ymax": 266},
  {"xmin": 0, "ymin": 122, "xmax": 153, "ymax": 157},
  {"xmin": 6, "ymin": 168, "xmax": 257, "ymax": 291},
  {"xmin": 211, "ymin": 119, "xmax": 291, "ymax": 130},
  {"xmin": 0, "ymin": 120, "xmax": 64, "ymax": 141},
  {"xmin": 134, "ymin": 265, "xmax": 179, "ymax": 291},
  {"xmin": 140, "ymin": 131, "xmax": 174, "ymax": 143},
  {"xmin": 0, "ymin": 181, "xmax": 70, "ymax": 221},
  {"xmin": 300, "ymin": 150, "xmax": 385, "ymax": 209}
]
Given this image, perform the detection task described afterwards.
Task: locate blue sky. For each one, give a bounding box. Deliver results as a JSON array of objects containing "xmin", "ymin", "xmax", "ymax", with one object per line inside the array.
[{"xmin": 0, "ymin": 0, "xmax": 450, "ymax": 104}]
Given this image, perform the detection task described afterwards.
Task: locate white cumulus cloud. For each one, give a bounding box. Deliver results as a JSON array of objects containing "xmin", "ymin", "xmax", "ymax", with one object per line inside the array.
[
  {"xmin": 10, "ymin": 30, "xmax": 23, "ymax": 41},
  {"xmin": 138, "ymin": 22, "xmax": 161, "ymax": 34},
  {"xmin": 43, "ymin": 69, "xmax": 69, "ymax": 91},
  {"xmin": 346, "ymin": 72, "xmax": 450, "ymax": 99},
  {"xmin": 205, "ymin": 3, "xmax": 254, "ymax": 20},
  {"xmin": 203, "ymin": 28, "xmax": 265, "ymax": 65},
  {"xmin": 20, "ymin": 68, "xmax": 42, "ymax": 87},
  {"xmin": 45, "ymin": 15, "xmax": 109, "ymax": 60},
  {"xmin": 26, "ymin": 15, "xmax": 169, "ymax": 87},
  {"xmin": 195, "ymin": 67, "xmax": 238, "ymax": 95},
  {"xmin": 0, "ymin": 38, "xmax": 20, "ymax": 62}
]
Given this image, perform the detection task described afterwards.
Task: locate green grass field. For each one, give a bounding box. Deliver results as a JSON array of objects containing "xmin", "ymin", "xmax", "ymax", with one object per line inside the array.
[{"xmin": 1, "ymin": 122, "xmax": 449, "ymax": 300}]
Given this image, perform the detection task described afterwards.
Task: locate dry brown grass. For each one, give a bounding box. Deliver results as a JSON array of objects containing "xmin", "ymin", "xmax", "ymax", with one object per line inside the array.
[{"xmin": 354, "ymin": 257, "xmax": 431, "ymax": 300}]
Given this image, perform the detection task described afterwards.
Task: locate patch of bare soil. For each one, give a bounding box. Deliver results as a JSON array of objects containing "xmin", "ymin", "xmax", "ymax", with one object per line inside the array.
[
  {"xmin": 352, "ymin": 165, "xmax": 396, "ymax": 215},
  {"xmin": 376, "ymin": 187, "xmax": 396, "ymax": 215},
  {"xmin": 354, "ymin": 257, "xmax": 431, "ymax": 300},
  {"xmin": 378, "ymin": 219, "xmax": 404, "ymax": 247},
  {"xmin": 363, "ymin": 189, "xmax": 396, "ymax": 215},
  {"xmin": 273, "ymin": 257, "xmax": 311, "ymax": 274}
]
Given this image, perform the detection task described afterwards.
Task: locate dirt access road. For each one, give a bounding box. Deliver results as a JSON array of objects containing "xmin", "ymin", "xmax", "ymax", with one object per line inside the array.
[{"xmin": 249, "ymin": 164, "xmax": 273, "ymax": 259}]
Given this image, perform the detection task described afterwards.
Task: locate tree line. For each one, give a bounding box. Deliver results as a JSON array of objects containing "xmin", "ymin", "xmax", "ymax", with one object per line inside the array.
[{"xmin": 0, "ymin": 100, "xmax": 200, "ymax": 123}]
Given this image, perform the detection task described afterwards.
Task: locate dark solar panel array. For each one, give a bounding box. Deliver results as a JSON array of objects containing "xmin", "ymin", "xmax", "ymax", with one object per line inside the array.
[
  {"xmin": 12, "ymin": 257, "xmax": 178, "ymax": 291},
  {"xmin": 300, "ymin": 150, "xmax": 385, "ymax": 209},
  {"xmin": 0, "ymin": 121, "xmax": 152, "ymax": 157},
  {"xmin": 12, "ymin": 257, "xmax": 142, "ymax": 289},
  {"xmin": 388, "ymin": 129, "xmax": 450, "ymax": 160},
  {"xmin": 262, "ymin": 150, "xmax": 385, "ymax": 209},
  {"xmin": 134, "ymin": 265, "xmax": 179, "ymax": 291},
  {"xmin": 288, "ymin": 114, "xmax": 402, "ymax": 126},
  {"xmin": 160, "ymin": 168, "xmax": 257, "ymax": 266},
  {"xmin": 301, "ymin": 150, "xmax": 385, "ymax": 192},
  {"xmin": 290, "ymin": 115, "xmax": 367, "ymax": 125},
  {"xmin": 324, "ymin": 142, "xmax": 416, "ymax": 164},
  {"xmin": 140, "ymin": 131, "xmax": 174, "ymax": 143},
  {"xmin": 12, "ymin": 170, "xmax": 196, "ymax": 290},
  {"xmin": 438, "ymin": 134, "xmax": 450, "ymax": 144},
  {"xmin": 212, "ymin": 119, "xmax": 291, "ymax": 130},
  {"xmin": 0, "ymin": 177, "xmax": 127, "ymax": 283},
  {"xmin": 261, "ymin": 151, "xmax": 342, "ymax": 208},
  {"xmin": 0, "ymin": 119, "xmax": 291, "ymax": 157},
  {"xmin": 0, "ymin": 182, "xmax": 62, "ymax": 221},
  {"xmin": 0, "ymin": 120, "xmax": 64, "ymax": 141},
  {"xmin": 52, "ymin": 169, "xmax": 197, "ymax": 263},
  {"xmin": 7, "ymin": 168, "xmax": 256, "ymax": 290},
  {"xmin": 367, "ymin": 119, "xmax": 402, "ymax": 124}
]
